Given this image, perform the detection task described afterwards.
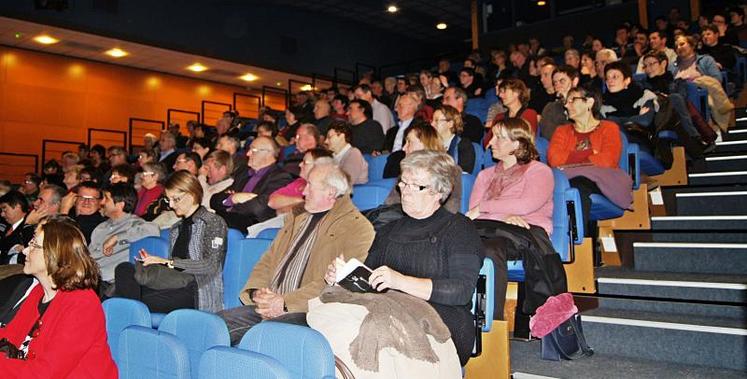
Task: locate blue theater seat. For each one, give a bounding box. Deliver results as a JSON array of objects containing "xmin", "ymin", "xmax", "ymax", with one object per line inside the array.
[
  {"xmin": 471, "ymin": 257, "xmax": 495, "ymax": 357},
  {"xmin": 223, "ymin": 238, "xmax": 273, "ymax": 309},
  {"xmin": 239, "ymin": 322, "xmax": 336, "ymax": 379},
  {"xmin": 256, "ymin": 227, "xmax": 280, "ymax": 240},
  {"xmin": 461, "ymin": 173, "xmax": 475, "ymax": 214},
  {"xmin": 129, "ymin": 236, "xmax": 169, "ymax": 263},
  {"xmin": 471, "ymin": 142, "xmax": 484, "ymax": 176},
  {"xmin": 198, "ymin": 347, "xmax": 290, "ymax": 379},
  {"xmin": 118, "ymin": 326, "xmax": 191, "ymax": 379},
  {"xmin": 160, "ymin": 228, "xmax": 170, "ymax": 240},
  {"xmin": 158, "ymin": 309, "xmax": 230, "ymax": 378},
  {"xmin": 102, "ymin": 298, "xmax": 151, "ymax": 364},
  {"xmin": 351, "ymin": 184, "xmax": 390, "ymax": 211},
  {"xmin": 507, "ymin": 169, "xmax": 584, "ymax": 282},
  {"xmin": 365, "ymin": 154, "xmax": 389, "ymax": 182},
  {"xmin": 588, "ymin": 131, "xmax": 640, "ymax": 221},
  {"xmin": 535, "ymin": 136, "xmax": 549, "ymax": 164},
  {"xmin": 465, "ymin": 98, "xmax": 489, "ymax": 124}
]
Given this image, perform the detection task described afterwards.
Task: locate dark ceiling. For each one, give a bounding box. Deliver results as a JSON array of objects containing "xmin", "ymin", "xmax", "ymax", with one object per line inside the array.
[{"xmin": 262, "ymin": 0, "xmax": 472, "ymax": 42}]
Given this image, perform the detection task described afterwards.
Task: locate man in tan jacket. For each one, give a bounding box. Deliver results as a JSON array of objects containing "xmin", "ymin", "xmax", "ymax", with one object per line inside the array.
[{"xmin": 218, "ymin": 161, "xmax": 375, "ymax": 345}]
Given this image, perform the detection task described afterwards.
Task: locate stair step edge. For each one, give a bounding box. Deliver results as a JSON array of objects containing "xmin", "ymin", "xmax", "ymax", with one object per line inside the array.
[{"xmin": 582, "ymin": 315, "xmax": 747, "ymax": 336}]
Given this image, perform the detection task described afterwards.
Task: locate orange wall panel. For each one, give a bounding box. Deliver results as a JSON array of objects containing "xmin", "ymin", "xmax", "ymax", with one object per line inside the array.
[{"xmin": 0, "ymin": 46, "xmax": 254, "ymax": 181}]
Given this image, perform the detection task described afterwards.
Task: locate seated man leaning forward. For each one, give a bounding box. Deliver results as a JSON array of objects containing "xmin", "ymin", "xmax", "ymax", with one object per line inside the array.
[
  {"xmin": 218, "ymin": 162, "xmax": 375, "ymax": 345},
  {"xmin": 88, "ymin": 183, "xmax": 160, "ymax": 292}
]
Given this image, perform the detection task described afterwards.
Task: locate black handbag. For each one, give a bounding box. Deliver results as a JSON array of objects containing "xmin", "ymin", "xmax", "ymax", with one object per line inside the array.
[
  {"xmin": 540, "ymin": 314, "xmax": 594, "ymax": 361},
  {"xmin": 134, "ymin": 261, "xmax": 195, "ymax": 290}
]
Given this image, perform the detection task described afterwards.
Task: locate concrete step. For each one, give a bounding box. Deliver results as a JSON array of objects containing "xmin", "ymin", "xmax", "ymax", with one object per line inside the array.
[
  {"xmin": 632, "ymin": 242, "xmax": 747, "ymax": 275},
  {"xmin": 651, "ymin": 215, "xmax": 747, "ymax": 231}
]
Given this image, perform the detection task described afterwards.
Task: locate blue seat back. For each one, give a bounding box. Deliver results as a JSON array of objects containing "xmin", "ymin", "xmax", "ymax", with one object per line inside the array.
[
  {"xmin": 471, "ymin": 142, "xmax": 484, "ymax": 176},
  {"xmin": 129, "ymin": 236, "xmax": 170, "ymax": 263},
  {"xmin": 550, "ymin": 169, "xmax": 584, "ymax": 259},
  {"xmin": 535, "ymin": 136, "xmax": 549, "ymax": 164},
  {"xmin": 160, "ymin": 228, "xmax": 170, "ymax": 240},
  {"xmin": 198, "ymin": 347, "xmax": 290, "ymax": 379},
  {"xmin": 352, "ymin": 184, "xmax": 390, "ymax": 211},
  {"xmin": 223, "ymin": 238, "xmax": 273, "ymax": 309},
  {"xmin": 158, "ymin": 310, "xmax": 231, "ymax": 377},
  {"xmin": 367, "ymin": 177, "xmax": 397, "ymax": 190},
  {"xmin": 482, "ymin": 147, "xmax": 495, "ymax": 169},
  {"xmin": 281, "ymin": 145, "xmax": 296, "ymax": 160},
  {"xmin": 366, "ymin": 154, "xmax": 389, "ymax": 182},
  {"xmin": 685, "ymin": 82, "xmax": 710, "ymax": 121},
  {"xmin": 103, "ymin": 298, "xmax": 151, "ymax": 364},
  {"xmin": 239, "ymin": 322, "xmax": 336, "ymax": 379},
  {"xmin": 471, "ymin": 257, "xmax": 495, "ymax": 333},
  {"xmin": 465, "ymin": 98, "xmax": 488, "ymax": 124},
  {"xmin": 256, "ymin": 228, "xmax": 280, "ymax": 240},
  {"xmin": 118, "ymin": 326, "xmax": 191, "ymax": 379},
  {"xmin": 461, "ymin": 173, "xmax": 475, "ymax": 214}
]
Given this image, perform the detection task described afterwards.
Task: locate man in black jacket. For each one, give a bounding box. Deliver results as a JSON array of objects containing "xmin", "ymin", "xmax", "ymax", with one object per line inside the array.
[
  {"xmin": 0, "ymin": 191, "xmax": 35, "ymax": 265},
  {"xmin": 211, "ymin": 136, "xmax": 294, "ymax": 231}
]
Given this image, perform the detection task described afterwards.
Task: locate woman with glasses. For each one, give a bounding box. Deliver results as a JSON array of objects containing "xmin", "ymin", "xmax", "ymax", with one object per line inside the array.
[
  {"xmin": 0, "ymin": 216, "xmax": 117, "ymax": 377},
  {"xmin": 135, "ymin": 162, "xmax": 166, "ymax": 220},
  {"xmin": 114, "ymin": 171, "xmax": 228, "ymax": 313},
  {"xmin": 432, "ymin": 105, "xmax": 476, "ymax": 174},
  {"xmin": 322, "ymin": 150, "xmax": 482, "ymax": 371}
]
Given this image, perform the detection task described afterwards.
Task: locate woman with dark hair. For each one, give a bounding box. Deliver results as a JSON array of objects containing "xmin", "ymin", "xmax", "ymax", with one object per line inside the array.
[
  {"xmin": 467, "ymin": 117, "xmax": 566, "ymax": 320},
  {"xmin": 548, "ymin": 86, "xmax": 632, "ymax": 237},
  {"xmin": 486, "ymin": 78, "xmax": 539, "ymax": 145},
  {"xmin": 0, "ymin": 216, "xmax": 117, "ymax": 377},
  {"xmin": 115, "ymin": 171, "xmax": 228, "ymax": 313}
]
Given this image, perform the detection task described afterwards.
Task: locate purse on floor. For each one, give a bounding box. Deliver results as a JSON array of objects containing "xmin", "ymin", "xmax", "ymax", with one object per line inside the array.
[{"xmin": 540, "ymin": 313, "xmax": 594, "ymax": 361}]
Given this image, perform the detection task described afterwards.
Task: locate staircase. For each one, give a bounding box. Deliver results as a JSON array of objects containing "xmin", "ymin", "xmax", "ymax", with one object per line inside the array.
[{"xmin": 509, "ymin": 110, "xmax": 747, "ymax": 378}]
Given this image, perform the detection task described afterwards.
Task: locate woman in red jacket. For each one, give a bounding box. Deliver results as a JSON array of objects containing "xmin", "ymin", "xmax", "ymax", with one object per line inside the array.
[{"xmin": 0, "ymin": 216, "xmax": 117, "ymax": 378}]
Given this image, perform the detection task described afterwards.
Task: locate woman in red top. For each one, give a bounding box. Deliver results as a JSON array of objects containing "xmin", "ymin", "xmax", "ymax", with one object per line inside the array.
[
  {"xmin": 485, "ymin": 78, "xmax": 538, "ymax": 147},
  {"xmin": 548, "ymin": 86, "xmax": 623, "ymax": 238},
  {"xmin": 136, "ymin": 161, "xmax": 166, "ymax": 219},
  {"xmin": 0, "ymin": 216, "xmax": 117, "ymax": 378}
]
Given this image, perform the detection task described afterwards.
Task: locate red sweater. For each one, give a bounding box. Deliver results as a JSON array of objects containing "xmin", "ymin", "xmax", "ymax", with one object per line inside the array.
[
  {"xmin": 136, "ymin": 184, "xmax": 164, "ymax": 216},
  {"xmin": 0, "ymin": 286, "xmax": 117, "ymax": 378},
  {"xmin": 547, "ymin": 120, "xmax": 622, "ymax": 169}
]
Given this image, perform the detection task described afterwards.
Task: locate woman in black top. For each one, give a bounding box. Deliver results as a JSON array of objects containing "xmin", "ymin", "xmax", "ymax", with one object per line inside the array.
[{"xmin": 361, "ymin": 150, "xmax": 483, "ymax": 365}]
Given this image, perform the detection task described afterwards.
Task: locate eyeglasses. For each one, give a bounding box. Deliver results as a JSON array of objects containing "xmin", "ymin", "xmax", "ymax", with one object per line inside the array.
[
  {"xmin": 141, "ymin": 171, "xmax": 155, "ymax": 177},
  {"xmin": 565, "ymin": 96, "xmax": 586, "ymax": 104},
  {"xmin": 165, "ymin": 193, "xmax": 186, "ymax": 205},
  {"xmin": 249, "ymin": 148, "xmax": 272, "ymax": 153},
  {"xmin": 77, "ymin": 195, "xmax": 99, "ymax": 203},
  {"xmin": 432, "ymin": 118, "xmax": 450, "ymax": 123},
  {"xmin": 397, "ymin": 180, "xmax": 430, "ymax": 192}
]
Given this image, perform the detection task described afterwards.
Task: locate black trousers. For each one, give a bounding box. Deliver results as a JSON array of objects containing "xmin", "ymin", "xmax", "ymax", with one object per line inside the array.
[
  {"xmin": 217, "ymin": 305, "xmax": 308, "ymax": 346},
  {"xmin": 474, "ymin": 220, "xmax": 567, "ymax": 320},
  {"xmin": 114, "ymin": 262, "xmax": 197, "ymax": 313}
]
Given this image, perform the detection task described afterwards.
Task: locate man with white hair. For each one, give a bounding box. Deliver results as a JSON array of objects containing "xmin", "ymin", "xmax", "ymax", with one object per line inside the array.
[{"xmin": 218, "ymin": 163, "xmax": 375, "ymax": 345}]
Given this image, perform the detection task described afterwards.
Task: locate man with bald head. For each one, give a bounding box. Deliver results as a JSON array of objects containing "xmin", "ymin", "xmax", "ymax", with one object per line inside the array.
[{"xmin": 211, "ymin": 136, "xmax": 294, "ymax": 230}]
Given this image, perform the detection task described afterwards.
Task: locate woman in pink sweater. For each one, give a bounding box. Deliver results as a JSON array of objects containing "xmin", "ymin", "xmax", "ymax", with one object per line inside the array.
[{"xmin": 467, "ymin": 117, "xmax": 566, "ymax": 320}]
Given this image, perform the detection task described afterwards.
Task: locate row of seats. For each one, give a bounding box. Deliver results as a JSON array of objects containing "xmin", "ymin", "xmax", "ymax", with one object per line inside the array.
[{"xmin": 104, "ymin": 299, "xmax": 336, "ymax": 379}]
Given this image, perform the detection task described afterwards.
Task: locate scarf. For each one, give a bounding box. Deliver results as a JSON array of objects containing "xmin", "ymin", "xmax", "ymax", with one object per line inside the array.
[
  {"xmin": 484, "ymin": 162, "xmax": 532, "ymax": 201},
  {"xmin": 269, "ymin": 211, "xmax": 327, "ymax": 294}
]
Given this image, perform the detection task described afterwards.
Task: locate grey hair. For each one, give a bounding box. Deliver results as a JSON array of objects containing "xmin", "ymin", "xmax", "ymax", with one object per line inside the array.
[
  {"xmin": 141, "ymin": 162, "xmax": 167, "ymax": 183},
  {"xmin": 313, "ymin": 158, "xmax": 351, "ymax": 197},
  {"xmin": 400, "ymin": 150, "xmax": 458, "ymax": 202}
]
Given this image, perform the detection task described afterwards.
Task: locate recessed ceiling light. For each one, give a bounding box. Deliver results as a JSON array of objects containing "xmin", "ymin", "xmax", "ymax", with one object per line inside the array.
[
  {"xmin": 105, "ymin": 48, "xmax": 128, "ymax": 58},
  {"xmin": 276, "ymin": 81, "xmax": 283, "ymax": 86},
  {"xmin": 240, "ymin": 73, "xmax": 258, "ymax": 82},
  {"xmin": 33, "ymin": 34, "xmax": 59, "ymax": 45},
  {"xmin": 537, "ymin": 0, "xmax": 546, "ymax": 5},
  {"xmin": 300, "ymin": 84, "xmax": 313, "ymax": 91},
  {"xmin": 387, "ymin": 5, "xmax": 398, "ymax": 13},
  {"xmin": 187, "ymin": 63, "xmax": 207, "ymax": 72},
  {"xmin": 436, "ymin": 23, "xmax": 448, "ymax": 30}
]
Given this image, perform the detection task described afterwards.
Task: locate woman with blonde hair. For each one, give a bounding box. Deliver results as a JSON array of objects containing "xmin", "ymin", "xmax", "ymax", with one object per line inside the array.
[
  {"xmin": 0, "ymin": 216, "xmax": 117, "ymax": 377},
  {"xmin": 115, "ymin": 171, "xmax": 228, "ymax": 312}
]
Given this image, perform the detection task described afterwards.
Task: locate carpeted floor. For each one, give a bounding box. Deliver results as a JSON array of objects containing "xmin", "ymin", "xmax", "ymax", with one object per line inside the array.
[{"xmin": 509, "ymin": 339, "xmax": 747, "ymax": 379}]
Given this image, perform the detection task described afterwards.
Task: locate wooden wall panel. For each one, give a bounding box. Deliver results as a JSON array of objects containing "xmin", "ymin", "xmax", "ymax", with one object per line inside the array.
[{"xmin": 0, "ymin": 46, "xmax": 248, "ymax": 181}]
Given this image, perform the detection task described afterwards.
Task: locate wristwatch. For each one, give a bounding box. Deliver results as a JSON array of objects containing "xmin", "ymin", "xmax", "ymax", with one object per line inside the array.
[{"xmin": 166, "ymin": 260, "xmax": 175, "ymax": 269}]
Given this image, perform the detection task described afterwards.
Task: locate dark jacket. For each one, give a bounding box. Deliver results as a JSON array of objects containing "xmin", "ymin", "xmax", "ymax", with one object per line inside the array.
[
  {"xmin": 0, "ymin": 218, "xmax": 34, "ymax": 265},
  {"xmin": 351, "ymin": 119, "xmax": 385, "ymax": 154},
  {"xmin": 211, "ymin": 164, "xmax": 294, "ymax": 230}
]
